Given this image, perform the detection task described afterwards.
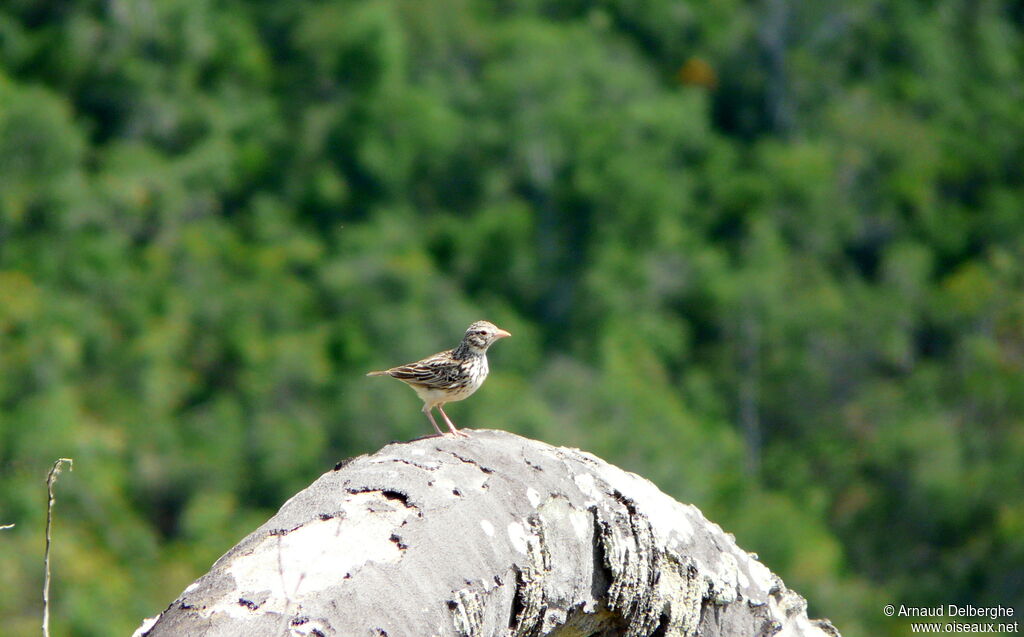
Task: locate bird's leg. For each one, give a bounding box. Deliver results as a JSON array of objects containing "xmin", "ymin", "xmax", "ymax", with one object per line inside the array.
[
  {"xmin": 437, "ymin": 405, "xmax": 469, "ymax": 438},
  {"xmin": 423, "ymin": 406, "xmax": 445, "ymax": 437}
]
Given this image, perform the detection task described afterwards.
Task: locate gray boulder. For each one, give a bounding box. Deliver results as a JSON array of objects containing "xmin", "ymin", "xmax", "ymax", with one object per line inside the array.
[{"xmin": 138, "ymin": 429, "xmax": 840, "ymax": 637}]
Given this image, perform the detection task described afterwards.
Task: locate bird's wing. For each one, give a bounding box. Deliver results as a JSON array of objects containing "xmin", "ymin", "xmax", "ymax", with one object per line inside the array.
[{"xmin": 384, "ymin": 350, "xmax": 462, "ymax": 389}]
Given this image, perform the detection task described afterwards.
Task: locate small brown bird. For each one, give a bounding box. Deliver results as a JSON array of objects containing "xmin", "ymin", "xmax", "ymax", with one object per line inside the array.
[{"xmin": 367, "ymin": 320, "xmax": 511, "ymax": 437}]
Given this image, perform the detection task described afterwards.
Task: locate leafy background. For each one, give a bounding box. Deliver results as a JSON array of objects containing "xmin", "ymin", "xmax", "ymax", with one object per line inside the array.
[{"xmin": 1, "ymin": 1, "xmax": 1022, "ymax": 635}]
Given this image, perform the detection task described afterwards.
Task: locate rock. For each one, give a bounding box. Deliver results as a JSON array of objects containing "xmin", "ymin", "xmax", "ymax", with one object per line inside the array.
[{"xmin": 138, "ymin": 430, "xmax": 840, "ymax": 637}]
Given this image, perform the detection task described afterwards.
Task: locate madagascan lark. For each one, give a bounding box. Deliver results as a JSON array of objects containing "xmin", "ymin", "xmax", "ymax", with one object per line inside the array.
[{"xmin": 367, "ymin": 320, "xmax": 511, "ymax": 437}]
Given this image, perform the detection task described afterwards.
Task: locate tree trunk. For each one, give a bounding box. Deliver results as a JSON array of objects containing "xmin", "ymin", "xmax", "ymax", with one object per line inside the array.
[{"xmin": 135, "ymin": 430, "xmax": 840, "ymax": 637}]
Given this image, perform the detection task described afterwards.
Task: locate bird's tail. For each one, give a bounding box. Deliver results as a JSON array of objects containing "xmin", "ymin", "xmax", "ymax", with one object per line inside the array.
[{"xmin": 366, "ymin": 370, "xmax": 391, "ymax": 377}]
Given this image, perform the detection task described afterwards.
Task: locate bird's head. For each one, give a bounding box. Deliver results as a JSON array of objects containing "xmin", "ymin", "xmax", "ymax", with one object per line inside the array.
[{"xmin": 462, "ymin": 320, "xmax": 511, "ymax": 353}]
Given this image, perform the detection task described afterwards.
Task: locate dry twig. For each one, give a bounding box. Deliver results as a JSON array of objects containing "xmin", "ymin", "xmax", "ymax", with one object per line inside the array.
[{"xmin": 43, "ymin": 458, "xmax": 73, "ymax": 637}]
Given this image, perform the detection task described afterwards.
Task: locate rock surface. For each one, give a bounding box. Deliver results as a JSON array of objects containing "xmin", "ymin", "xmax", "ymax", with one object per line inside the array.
[{"xmin": 138, "ymin": 429, "xmax": 841, "ymax": 637}]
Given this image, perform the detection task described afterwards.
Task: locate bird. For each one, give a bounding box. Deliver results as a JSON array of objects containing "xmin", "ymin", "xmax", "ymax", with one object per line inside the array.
[{"xmin": 367, "ymin": 320, "xmax": 511, "ymax": 437}]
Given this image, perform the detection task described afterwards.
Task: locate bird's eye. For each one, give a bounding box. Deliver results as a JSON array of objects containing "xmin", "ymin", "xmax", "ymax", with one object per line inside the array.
[{"xmin": 476, "ymin": 330, "xmax": 486, "ymax": 336}]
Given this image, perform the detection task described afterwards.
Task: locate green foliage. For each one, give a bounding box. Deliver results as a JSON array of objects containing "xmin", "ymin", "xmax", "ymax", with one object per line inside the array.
[{"xmin": 1, "ymin": 1, "xmax": 1022, "ymax": 635}]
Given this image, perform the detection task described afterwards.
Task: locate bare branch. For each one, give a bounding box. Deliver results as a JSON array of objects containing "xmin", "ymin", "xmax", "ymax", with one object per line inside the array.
[{"xmin": 43, "ymin": 458, "xmax": 74, "ymax": 637}]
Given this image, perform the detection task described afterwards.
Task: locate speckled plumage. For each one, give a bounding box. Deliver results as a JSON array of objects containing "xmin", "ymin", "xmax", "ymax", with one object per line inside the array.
[{"xmin": 367, "ymin": 320, "xmax": 511, "ymax": 437}]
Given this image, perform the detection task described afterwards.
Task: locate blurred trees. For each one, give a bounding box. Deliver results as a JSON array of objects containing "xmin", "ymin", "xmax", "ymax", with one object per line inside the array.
[{"xmin": 0, "ymin": 1, "xmax": 1021, "ymax": 635}]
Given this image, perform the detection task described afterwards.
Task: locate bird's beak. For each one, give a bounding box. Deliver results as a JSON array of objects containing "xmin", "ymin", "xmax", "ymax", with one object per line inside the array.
[{"xmin": 495, "ymin": 329, "xmax": 511, "ymax": 339}]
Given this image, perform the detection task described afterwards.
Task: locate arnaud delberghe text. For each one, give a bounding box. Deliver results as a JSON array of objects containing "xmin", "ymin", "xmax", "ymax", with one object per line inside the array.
[{"xmin": 898, "ymin": 605, "xmax": 1015, "ymax": 620}]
